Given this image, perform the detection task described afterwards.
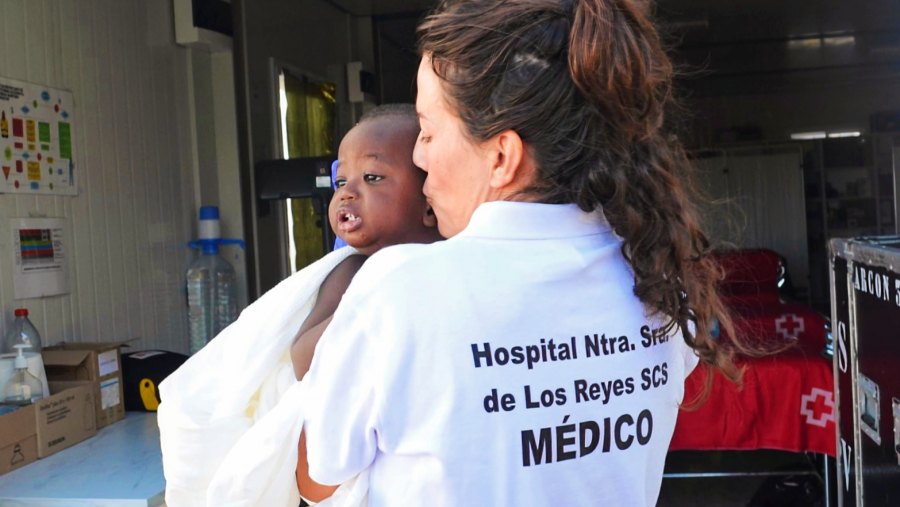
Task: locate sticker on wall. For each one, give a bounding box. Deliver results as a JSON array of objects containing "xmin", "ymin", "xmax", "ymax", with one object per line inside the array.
[
  {"xmin": 26, "ymin": 161, "xmax": 40, "ymax": 181},
  {"xmin": 0, "ymin": 77, "xmax": 77, "ymax": 195},
  {"xmin": 10, "ymin": 217, "xmax": 70, "ymax": 300},
  {"xmin": 38, "ymin": 122, "xmax": 50, "ymax": 143}
]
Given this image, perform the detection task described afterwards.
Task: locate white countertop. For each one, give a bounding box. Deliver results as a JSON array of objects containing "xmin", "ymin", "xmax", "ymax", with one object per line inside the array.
[{"xmin": 0, "ymin": 412, "xmax": 165, "ymax": 507}]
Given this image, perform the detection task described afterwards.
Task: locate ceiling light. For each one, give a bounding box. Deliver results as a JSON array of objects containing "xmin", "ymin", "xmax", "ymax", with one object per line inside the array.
[
  {"xmin": 828, "ymin": 131, "xmax": 861, "ymax": 138},
  {"xmin": 791, "ymin": 132, "xmax": 827, "ymax": 140},
  {"xmin": 788, "ymin": 38, "xmax": 822, "ymax": 50},
  {"xmin": 824, "ymin": 36, "xmax": 856, "ymax": 47}
]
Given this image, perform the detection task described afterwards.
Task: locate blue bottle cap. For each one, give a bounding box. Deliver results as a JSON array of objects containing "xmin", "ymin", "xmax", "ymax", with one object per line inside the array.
[
  {"xmin": 201, "ymin": 240, "xmax": 220, "ymax": 255},
  {"xmin": 199, "ymin": 206, "xmax": 219, "ymax": 220}
]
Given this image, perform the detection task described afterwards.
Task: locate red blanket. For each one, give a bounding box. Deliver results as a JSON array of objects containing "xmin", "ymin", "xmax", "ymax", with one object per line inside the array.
[
  {"xmin": 724, "ymin": 301, "xmax": 828, "ymax": 352},
  {"xmin": 713, "ymin": 248, "xmax": 828, "ymax": 351},
  {"xmin": 671, "ymin": 249, "xmax": 836, "ymax": 456},
  {"xmin": 670, "ymin": 350, "xmax": 836, "ymax": 457}
]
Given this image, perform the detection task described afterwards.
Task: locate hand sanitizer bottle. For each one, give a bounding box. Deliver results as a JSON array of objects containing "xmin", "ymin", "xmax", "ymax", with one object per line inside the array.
[
  {"xmin": 2, "ymin": 344, "xmax": 43, "ymax": 403},
  {"xmin": 2, "ymin": 309, "xmax": 42, "ymax": 354}
]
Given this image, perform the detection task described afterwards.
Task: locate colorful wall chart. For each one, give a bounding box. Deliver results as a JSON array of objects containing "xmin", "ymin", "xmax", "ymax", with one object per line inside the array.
[
  {"xmin": 0, "ymin": 77, "xmax": 77, "ymax": 195},
  {"xmin": 11, "ymin": 217, "xmax": 70, "ymax": 300}
]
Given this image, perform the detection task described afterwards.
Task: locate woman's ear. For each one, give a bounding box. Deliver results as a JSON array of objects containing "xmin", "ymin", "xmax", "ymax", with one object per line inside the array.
[
  {"xmin": 423, "ymin": 204, "xmax": 438, "ymax": 228},
  {"xmin": 487, "ymin": 129, "xmax": 531, "ymax": 193}
]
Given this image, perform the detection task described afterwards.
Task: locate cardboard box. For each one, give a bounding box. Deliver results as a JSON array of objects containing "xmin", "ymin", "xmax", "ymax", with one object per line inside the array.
[
  {"xmin": 0, "ymin": 404, "xmax": 38, "ymax": 477},
  {"xmin": 42, "ymin": 342, "xmax": 127, "ymax": 429},
  {"xmin": 0, "ymin": 382, "xmax": 97, "ymax": 465},
  {"xmin": 33, "ymin": 381, "xmax": 97, "ymax": 458}
]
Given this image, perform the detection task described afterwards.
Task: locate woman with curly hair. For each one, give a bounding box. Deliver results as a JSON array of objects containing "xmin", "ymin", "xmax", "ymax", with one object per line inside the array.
[{"xmin": 297, "ymin": 1, "xmax": 750, "ymax": 505}]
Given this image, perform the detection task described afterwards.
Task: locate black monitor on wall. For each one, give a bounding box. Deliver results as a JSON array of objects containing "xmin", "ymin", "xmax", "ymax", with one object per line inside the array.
[{"xmin": 255, "ymin": 156, "xmax": 336, "ymax": 254}]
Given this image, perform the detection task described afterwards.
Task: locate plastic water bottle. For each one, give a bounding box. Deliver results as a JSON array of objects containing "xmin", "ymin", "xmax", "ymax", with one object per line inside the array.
[
  {"xmin": 186, "ymin": 207, "xmax": 245, "ymax": 355},
  {"xmin": 2, "ymin": 309, "xmax": 42, "ymax": 355}
]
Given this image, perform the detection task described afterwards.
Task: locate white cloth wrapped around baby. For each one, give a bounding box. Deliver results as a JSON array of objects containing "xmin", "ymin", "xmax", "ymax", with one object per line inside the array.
[{"xmin": 158, "ymin": 248, "xmax": 368, "ymax": 507}]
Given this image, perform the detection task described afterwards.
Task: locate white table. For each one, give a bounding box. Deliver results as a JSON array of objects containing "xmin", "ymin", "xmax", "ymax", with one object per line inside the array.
[{"xmin": 0, "ymin": 413, "xmax": 165, "ymax": 507}]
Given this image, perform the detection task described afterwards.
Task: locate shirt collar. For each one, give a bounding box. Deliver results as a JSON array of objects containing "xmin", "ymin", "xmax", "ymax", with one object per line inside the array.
[{"xmin": 456, "ymin": 201, "xmax": 612, "ymax": 240}]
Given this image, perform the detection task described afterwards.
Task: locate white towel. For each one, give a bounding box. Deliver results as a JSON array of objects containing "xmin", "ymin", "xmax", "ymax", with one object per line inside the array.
[
  {"xmin": 207, "ymin": 379, "xmax": 370, "ymax": 507},
  {"xmin": 158, "ymin": 248, "xmax": 368, "ymax": 507}
]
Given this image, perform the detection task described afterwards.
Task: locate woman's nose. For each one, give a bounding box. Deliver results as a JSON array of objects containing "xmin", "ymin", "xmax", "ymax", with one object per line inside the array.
[{"xmin": 413, "ymin": 138, "xmax": 428, "ymax": 172}]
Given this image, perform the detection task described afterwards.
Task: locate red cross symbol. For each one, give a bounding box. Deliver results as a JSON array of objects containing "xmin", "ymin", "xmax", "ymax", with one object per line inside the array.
[
  {"xmin": 800, "ymin": 388, "xmax": 835, "ymax": 427},
  {"xmin": 775, "ymin": 313, "xmax": 805, "ymax": 340}
]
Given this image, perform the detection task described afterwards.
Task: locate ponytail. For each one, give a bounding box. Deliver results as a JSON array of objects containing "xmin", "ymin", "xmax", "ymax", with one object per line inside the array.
[
  {"xmin": 569, "ymin": 0, "xmax": 670, "ymax": 142},
  {"xmin": 419, "ymin": 0, "xmax": 776, "ymax": 399}
]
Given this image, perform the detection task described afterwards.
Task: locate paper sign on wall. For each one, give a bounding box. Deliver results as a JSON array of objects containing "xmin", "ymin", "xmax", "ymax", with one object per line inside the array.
[
  {"xmin": 11, "ymin": 218, "xmax": 70, "ymax": 300},
  {"xmin": 0, "ymin": 77, "xmax": 77, "ymax": 195}
]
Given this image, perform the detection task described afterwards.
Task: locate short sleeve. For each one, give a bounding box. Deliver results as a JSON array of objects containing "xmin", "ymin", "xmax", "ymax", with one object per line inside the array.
[
  {"xmin": 682, "ymin": 321, "xmax": 700, "ymax": 378},
  {"xmin": 300, "ymin": 249, "xmax": 411, "ymax": 485},
  {"xmin": 682, "ymin": 344, "xmax": 700, "ymax": 378},
  {"xmin": 300, "ymin": 298, "xmax": 381, "ymax": 485}
]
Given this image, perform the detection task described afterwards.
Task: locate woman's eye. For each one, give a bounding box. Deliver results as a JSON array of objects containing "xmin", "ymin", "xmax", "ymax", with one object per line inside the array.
[
  {"xmin": 364, "ymin": 174, "xmax": 384, "ymax": 183},
  {"xmin": 420, "ymin": 135, "xmax": 432, "ymax": 144},
  {"xmin": 335, "ymin": 179, "xmax": 347, "ymax": 188}
]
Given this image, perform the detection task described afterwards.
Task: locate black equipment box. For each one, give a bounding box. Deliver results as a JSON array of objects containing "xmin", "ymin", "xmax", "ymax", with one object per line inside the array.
[{"xmin": 830, "ymin": 237, "xmax": 900, "ymax": 506}]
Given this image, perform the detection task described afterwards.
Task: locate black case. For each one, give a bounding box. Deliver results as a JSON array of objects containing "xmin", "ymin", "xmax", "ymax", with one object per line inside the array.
[{"xmin": 831, "ymin": 237, "xmax": 900, "ymax": 506}]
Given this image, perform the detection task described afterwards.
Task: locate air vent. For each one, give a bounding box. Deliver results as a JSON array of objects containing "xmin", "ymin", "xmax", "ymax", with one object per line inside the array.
[{"xmin": 174, "ymin": 0, "xmax": 233, "ymax": 52}]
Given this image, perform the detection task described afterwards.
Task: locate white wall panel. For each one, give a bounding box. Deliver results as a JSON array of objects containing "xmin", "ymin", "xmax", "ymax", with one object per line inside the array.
[
  {"xmin": 695, "ymin": 148, "xmax": 810, "ymax": 288},
  {"xmin": 0, "ymin": 0, "xmax": 195, "ymax": 353}
]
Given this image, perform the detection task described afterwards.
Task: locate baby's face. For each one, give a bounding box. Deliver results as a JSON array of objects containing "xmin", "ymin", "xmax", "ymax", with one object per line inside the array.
[{"xmin": 329, "ymin": 117, "xmax": 433, "ymax": 255}]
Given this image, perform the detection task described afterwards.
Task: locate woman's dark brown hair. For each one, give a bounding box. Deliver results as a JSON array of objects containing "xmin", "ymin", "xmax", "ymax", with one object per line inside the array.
[{"xmin": 419, "ymin": 0, "xmax": 766, "ymax": 395}]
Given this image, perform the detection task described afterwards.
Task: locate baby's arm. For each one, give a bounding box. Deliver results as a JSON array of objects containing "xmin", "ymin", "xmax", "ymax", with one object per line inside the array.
[{"xmin": 291, "ymin": 254, "xmax": 366, "ymax": 380}]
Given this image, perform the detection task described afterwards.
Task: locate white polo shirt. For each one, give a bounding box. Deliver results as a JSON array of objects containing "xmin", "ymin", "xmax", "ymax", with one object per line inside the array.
[{"xmin": 302, "ymin": 201, "xmax": 699, "ymax": 507}]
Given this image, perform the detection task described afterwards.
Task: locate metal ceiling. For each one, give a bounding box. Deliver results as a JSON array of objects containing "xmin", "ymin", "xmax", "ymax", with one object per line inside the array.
[
  {"xmin": 328, "ymin": 0, "xmax": 900, "ymax": 39},
  {"xmin": 657, "ymin": 0, "xmax": 900, "ymax": 45},
  {"xmin": 350, "ymin": 0, "xmax": 900, "ymax": 88}
]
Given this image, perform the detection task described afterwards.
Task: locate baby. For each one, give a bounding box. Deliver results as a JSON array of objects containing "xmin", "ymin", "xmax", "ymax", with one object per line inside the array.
[
  {"xmin": 289, "ymin": 103, "xmax": 441, "ymax": 379},
  {"xmin": 289, "ymin": 104, "xmax": 442, "ymax": 503}
]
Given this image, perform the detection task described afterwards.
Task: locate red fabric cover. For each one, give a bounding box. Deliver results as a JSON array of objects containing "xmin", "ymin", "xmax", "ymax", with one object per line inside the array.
[
  {"xmin": 721, "ymin": 301, "xmax": 828, "ymax": 352},
  {"xmin": 670, "ymin": 350, "xmax": 836, "ymax": 457},
  {"xmin": 713, "ymin": 249, "xmax": 782, "ymax": 304},
  {"xmin": 670, "ymin": 248, "xmax": 835, "ymax": 456},
  {"xmin": 712, "ymin": 248, "xmax": 827, "ymax": 351}
]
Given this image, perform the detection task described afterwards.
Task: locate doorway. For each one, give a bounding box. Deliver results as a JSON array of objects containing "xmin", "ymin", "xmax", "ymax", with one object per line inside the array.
[{"xmin": 276, "ymin": 67, "xmax": 337, "ymax": 273}]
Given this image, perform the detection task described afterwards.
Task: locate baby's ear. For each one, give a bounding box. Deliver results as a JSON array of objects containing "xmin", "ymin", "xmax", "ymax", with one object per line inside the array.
[{"xmin": 423, "ymin": 204, "xmax": 438, "ymax": 228}]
